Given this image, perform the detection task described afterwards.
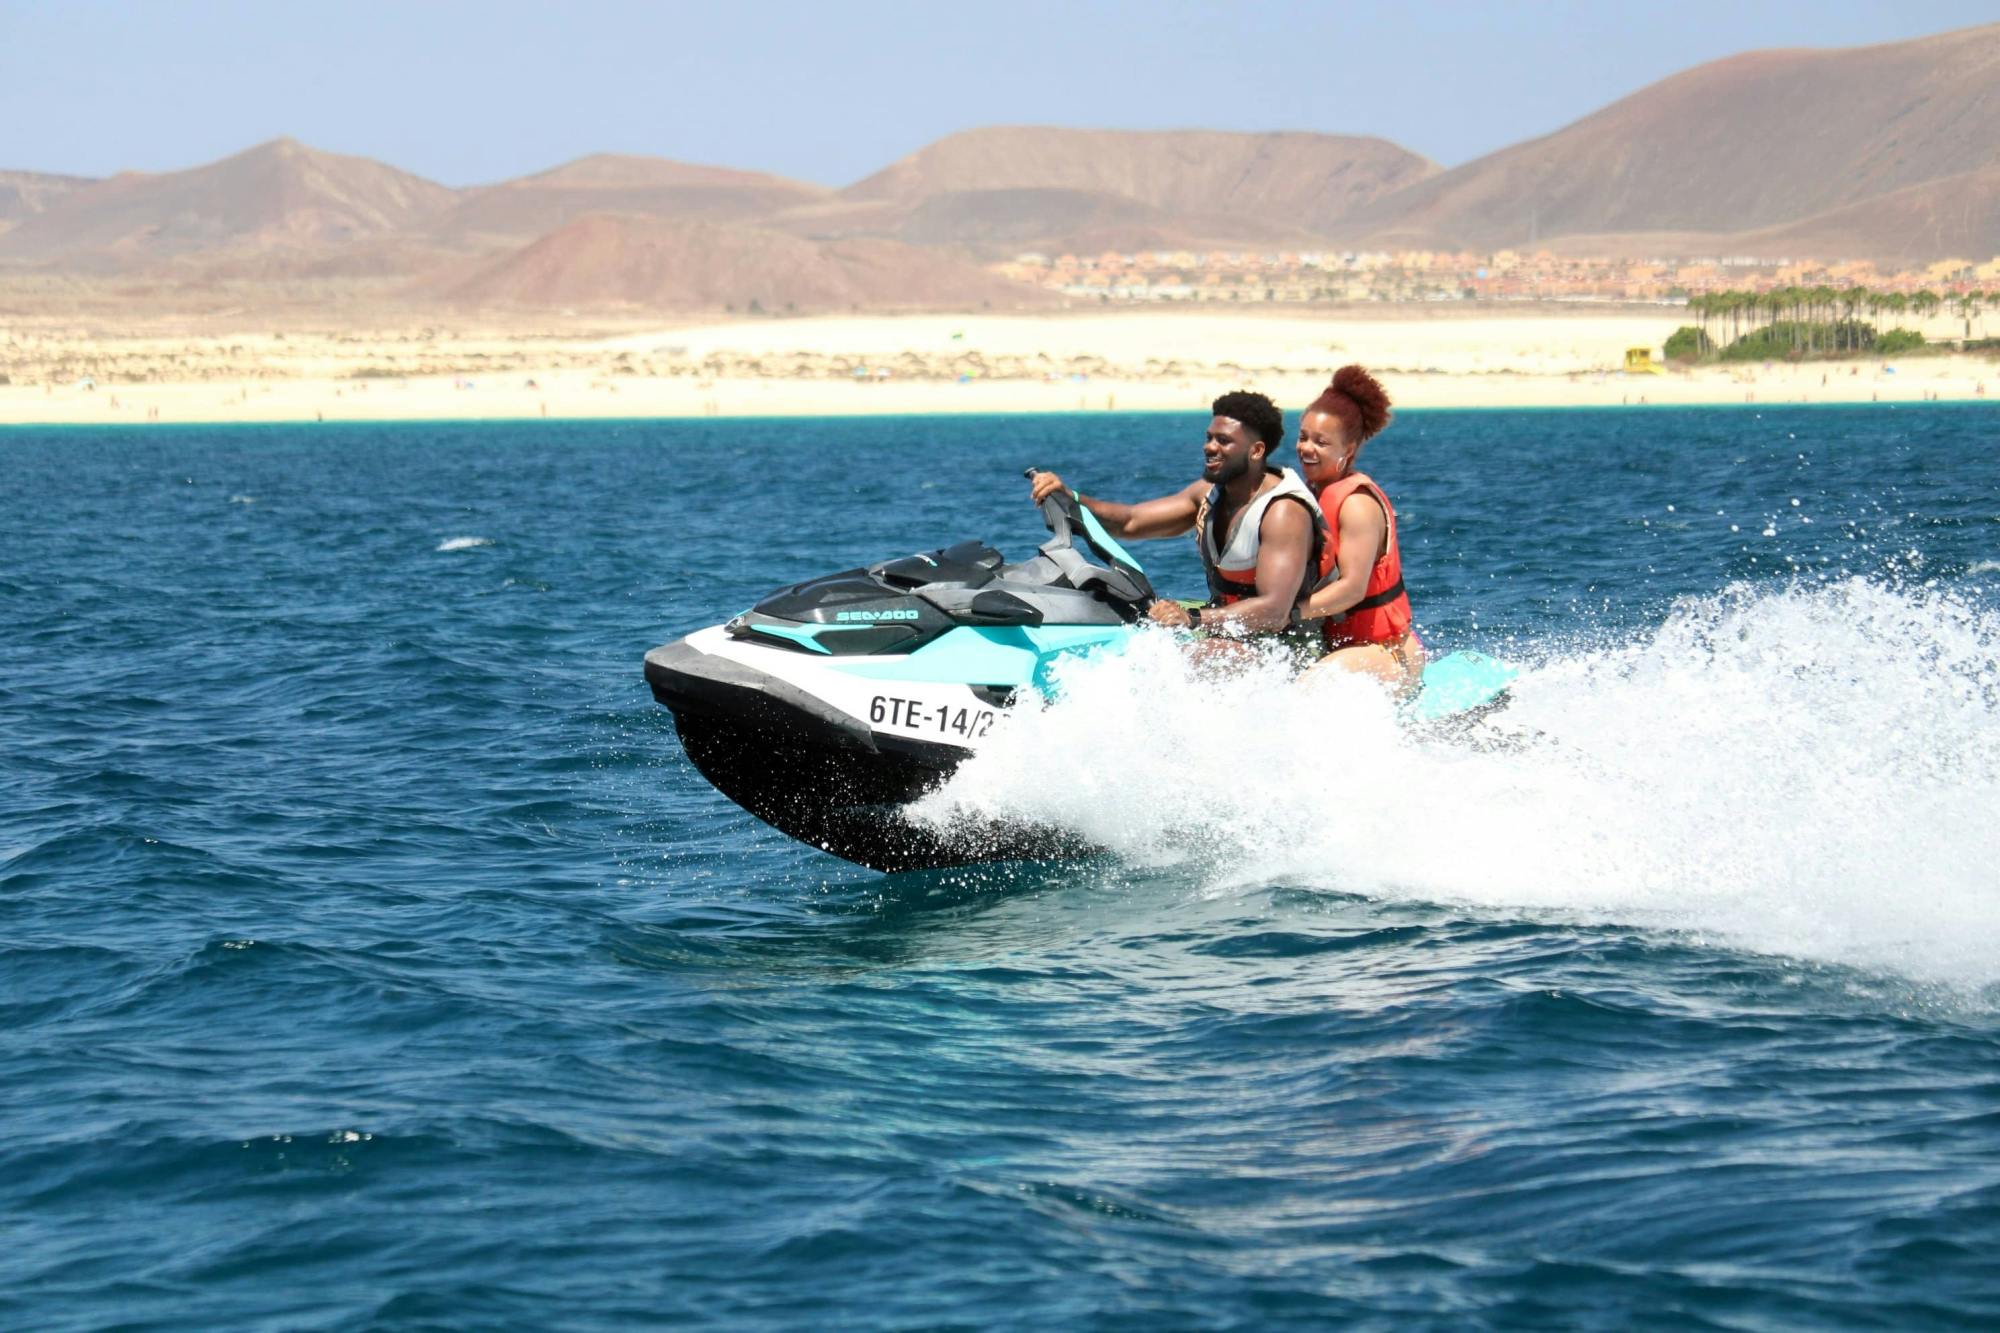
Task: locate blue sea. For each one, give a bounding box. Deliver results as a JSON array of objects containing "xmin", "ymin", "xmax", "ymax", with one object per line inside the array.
[{"xmin": 5, "ymin": 406, "xmax": 1999, "ymax": 1329}]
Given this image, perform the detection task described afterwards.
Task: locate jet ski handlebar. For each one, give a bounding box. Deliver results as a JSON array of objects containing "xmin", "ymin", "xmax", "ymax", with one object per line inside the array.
[
  {"xmin": 1022, "ymin": 468, "xmax": 1156, "ymax": 610},
  {"xmin": 1023, "ymin": 467, "xmax": 1081, "ymax": 549}
]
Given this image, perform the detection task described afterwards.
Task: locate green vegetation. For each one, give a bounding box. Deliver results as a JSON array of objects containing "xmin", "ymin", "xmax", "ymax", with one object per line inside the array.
[
  {"xmin": 1953, "ymin": 290, "xmax": 1987, "ymax": 339},
  {"xmin": 1682, "ymin": 285, "xmax": 1976, "ymax": 362},
  {"xmin": 1663, "ymin": 326, "xmax": 1712, "ymax": 362},
  {"xmin": 1718, "ymin": 320, "xmax": 1876, "ymax": 362}
]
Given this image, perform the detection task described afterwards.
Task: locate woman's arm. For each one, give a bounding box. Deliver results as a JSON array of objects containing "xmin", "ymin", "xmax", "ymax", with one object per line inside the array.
[{"xmin": 1298, "ymin": 492, "xmax": 1387, "ymax": 622}]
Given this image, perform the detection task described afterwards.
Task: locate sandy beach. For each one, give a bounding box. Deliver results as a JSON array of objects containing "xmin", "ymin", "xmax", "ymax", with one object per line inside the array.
[{"xmin": 2, "ymin": 308, "xmax": 1992, "ymax": 425}]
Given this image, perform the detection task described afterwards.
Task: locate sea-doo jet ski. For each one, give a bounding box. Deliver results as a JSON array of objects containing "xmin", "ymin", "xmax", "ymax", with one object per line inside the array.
[
  {"xmin": 645, "ymin": 476, "xmax": 1517, "ymax": 872},
  {"xmin": 644, "ymin": 481, "xmax": 1154, "ymax": 871}
]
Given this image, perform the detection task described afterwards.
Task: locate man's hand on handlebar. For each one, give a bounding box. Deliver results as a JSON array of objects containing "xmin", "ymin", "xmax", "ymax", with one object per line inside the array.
[
  {"xmin": 1147, "ymin": 600, "xmax": 1193, "ymax": 629},
  {"xmin": 1028, "ymin": 471, "xmax": 1068, "ymax": 505}
]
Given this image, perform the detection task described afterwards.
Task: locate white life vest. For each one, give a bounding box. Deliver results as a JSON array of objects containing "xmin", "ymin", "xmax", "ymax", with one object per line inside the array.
[{"xmin": 1195, "ymin": 466, "xmax": 1324, "ymax": 605}]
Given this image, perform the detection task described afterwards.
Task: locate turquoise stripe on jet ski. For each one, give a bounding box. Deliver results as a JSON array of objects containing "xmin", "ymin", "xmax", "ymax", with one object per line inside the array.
[
  {"xmin": 835, "ymin": 629, "xmax": 1517, "ymax": 720},
  {"xmin": 1404, "ymin": 651, "xmax": 1518, "ymax": 722},
  {"xmin": 1074, "ymin": 501, "xmax": 1142, "ymax": 576},
  {"xmin": 832, "ymin": 625, "xmax": 1128, "ymax": 688},
  {"xmin": 748, "ymin": 622, "xmax": 882, "ymax": 654}
]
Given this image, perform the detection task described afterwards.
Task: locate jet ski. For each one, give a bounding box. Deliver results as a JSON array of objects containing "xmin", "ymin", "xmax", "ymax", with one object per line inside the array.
[
  {"xmin": 644, "ymin": 480, "xmax": 1152, "ymax": 871},
  {"xmin": 644, "ymin": 476, "xmax": 1516, "ymax": 872}
]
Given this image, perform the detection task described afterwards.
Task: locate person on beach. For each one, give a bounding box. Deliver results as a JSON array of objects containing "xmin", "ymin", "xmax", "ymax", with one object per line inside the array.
[
  {"xmin": 1026, "ymin": 391, "xmax": 1321, "ymax": 639},
  {"xmin": 1292, "ymin": 366, "xmax": 1423, "ymax": 692}
]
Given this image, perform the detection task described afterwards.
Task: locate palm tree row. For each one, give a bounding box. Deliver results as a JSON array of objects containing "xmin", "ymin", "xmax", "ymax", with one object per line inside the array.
[{"xmin": 1686, "ymin": 286, "xmax": 1986, "ymax": 354}]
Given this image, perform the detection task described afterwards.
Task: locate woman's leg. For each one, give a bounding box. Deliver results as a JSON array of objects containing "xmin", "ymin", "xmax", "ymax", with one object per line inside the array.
[
  {"xmin": 1300, "ymin": 635, "xmax": 1425, "ymax": 695},
  {"xmin": 1301, "ymin": 643, "xmax": 1403, "ymax": 687}
]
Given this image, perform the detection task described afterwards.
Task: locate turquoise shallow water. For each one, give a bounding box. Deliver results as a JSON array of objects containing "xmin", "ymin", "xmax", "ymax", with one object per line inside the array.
[{"xmin": 4, "ymin": 407, "xmax": 2000, "ymax": 1329}]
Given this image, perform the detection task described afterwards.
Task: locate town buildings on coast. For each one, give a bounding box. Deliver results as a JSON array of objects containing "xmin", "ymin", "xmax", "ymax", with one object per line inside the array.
[{"xmin": 995, "ymin": 250, "xmax": 2000, "ymax": 307}]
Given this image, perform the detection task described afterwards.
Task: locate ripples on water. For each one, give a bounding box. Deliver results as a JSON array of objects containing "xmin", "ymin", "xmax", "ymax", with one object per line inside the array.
[{"xmin": 3, "ymin": 409, "xmax": 1998, "ymax": 1328}]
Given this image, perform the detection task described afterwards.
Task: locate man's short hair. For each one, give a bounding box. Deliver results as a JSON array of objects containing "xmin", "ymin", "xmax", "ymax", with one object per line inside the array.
[{"xmin": 1211, "ymin": 391, "xmax": 1283, "ymax": 454}]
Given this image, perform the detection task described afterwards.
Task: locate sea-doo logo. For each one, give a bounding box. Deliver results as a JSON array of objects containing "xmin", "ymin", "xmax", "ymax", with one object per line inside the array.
[{"xmin": 834, "ymin": 609, "xmax": 921, "ymax": 622}]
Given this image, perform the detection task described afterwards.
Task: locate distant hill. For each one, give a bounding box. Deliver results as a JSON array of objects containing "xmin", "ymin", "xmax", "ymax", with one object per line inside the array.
[
  {"xmin": 799, "ymin": 185, "xmax": 1327, "ymax": 257},
  {"xmin": 1346, "ymin": 23, "xmax": 2000, "ymax": 253},
  {"xmin": 1533, "ymin": 164, "xmax": 2000, "ymax": 268},
  {"xmin": 443, "ymin": 213, "xmax": 1052, "ymax": 311},
  {"xmin": 0, "ymin": 170, "xmax": 95, "ymax": 227},
  {"xmin": 1729, "ymin": 165, "xmax": 2000, "ymax": 267},
  {"xmin": 433, "ymin": 153, "xmax": 831, "ymax": 245},
  {"xmin": 0, "ymin": 138, "xmax": 458, "ymax": 267},
  {"xmin": 5, "ymin": 23, "xmax": 1999, "ymax": 307},
  {"xmin": 823, "ymin": 127, "xmax": 1437, "ymax": 254}
]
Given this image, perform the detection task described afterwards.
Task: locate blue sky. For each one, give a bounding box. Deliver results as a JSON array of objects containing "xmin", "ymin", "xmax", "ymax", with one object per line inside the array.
[{"xmin": 3, "ymin": 0, "xmax": 1994, "ymax": 186}]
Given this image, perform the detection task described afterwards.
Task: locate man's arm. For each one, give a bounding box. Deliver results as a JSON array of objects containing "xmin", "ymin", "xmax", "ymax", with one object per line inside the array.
[
  {"xmin": 1154, "ymin": 499, "xmax": 1311, "ymax": 634},
  {"xmin": 1028, "ymin": 470, "xmax": 1203, "ymax": 540}
]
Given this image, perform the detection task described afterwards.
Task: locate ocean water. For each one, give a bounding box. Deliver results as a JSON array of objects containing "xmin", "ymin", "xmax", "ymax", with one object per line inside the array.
[{"xmin": 4, "ymin": 406, "xmax": 1998, "ymax": 1329}]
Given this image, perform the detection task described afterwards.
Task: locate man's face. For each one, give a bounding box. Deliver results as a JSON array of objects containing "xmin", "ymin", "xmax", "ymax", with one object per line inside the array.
[{"xmin": 1202, "ymin": 415, "xmax": 1262, "ymax": 485}]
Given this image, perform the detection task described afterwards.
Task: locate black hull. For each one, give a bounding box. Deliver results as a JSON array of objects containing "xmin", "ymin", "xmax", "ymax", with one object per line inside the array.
[{"xmin": 647, "ymin": 641, "xmax": 1087, "ymax": 873}]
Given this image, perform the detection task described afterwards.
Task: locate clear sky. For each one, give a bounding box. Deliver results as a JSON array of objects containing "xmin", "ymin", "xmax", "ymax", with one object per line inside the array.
[{"xmin": 3, "ymin": 0, "xmax": 1994, "ymax": 187}]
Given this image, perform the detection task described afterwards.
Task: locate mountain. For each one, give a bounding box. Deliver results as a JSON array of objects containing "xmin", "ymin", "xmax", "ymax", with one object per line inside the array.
[
  {"xmin": 433, "ymin": 153, "xmax": 831, "ymax": 245},
  {"xmin": 6, "ymin": 22, "xmax": 1999, "ymax": 301},
  {"xmin": 1733, "ymin": 164, "xmax": 2000, "ymax": 267},
  {"xmin": 0, "ymin": 170, "xmax": 95, "ymax": 228},
  {"xmin": 845, "ymin": 127, "xmax": 1437, "ymax": 228},
  {"xmin": 815, "ymin": 127, "xmax": 1438, "ymax": 254},
  {"xmin": 802, "ymin": 185, "xmax": 1325, "ymax": 256},
  {"xmin": 443, "ymin": 213, "xmax": 1051, "ymax": 311},
  {"xmin": 0, "ymin": 138, "xmax": 458, "ymax": 267},
  {"xmin": 1346, "ymin": 23, "xmax": 2000, "ymax": 253}
]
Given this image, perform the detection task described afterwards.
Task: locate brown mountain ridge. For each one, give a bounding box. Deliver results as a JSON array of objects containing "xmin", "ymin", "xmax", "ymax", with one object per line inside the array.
[
  {"xmin": 817, "ymin": 127, "xmax": 1438, "ymax": 255},
  {"xmin": 4, "ymin": 23, "xmax": 1997, "ymax": 309},
  {"xmin": 432, "ymin": 153, "xmax": 833, "ymax": 247},
  {"xmin": 0, "ymin": 170, "xmax": 97, "ymax": 228},
  {"xmin": 444, "ymin": 213, "xmax": 1051, "ymax": 311},
  {"xmin": 1344, "ymin": 22, "xmax": 2000, "ymax": 255},
  {"xmin": 0, "ymin": 138, "xmax": 457, "ymax": 268}
]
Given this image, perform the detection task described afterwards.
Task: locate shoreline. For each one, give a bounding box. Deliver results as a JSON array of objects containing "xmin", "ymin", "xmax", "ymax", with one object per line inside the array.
[
  {"xmin": 8, "ymin": 396, "xmax": 2000, "ymax": 432},
  {"xmin": 3, "ymin": 310, "xmax": 1991, "ymax": 425},
  {"xmin": 4, "ymin": 367, "xmax": 1989, "ymax": 426}
]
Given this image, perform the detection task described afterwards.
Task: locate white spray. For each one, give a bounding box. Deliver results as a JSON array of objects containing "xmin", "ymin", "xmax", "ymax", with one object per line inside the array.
[{"xmin": 912, "ymin": 579, "xmax": 2000, "ymax": 989}]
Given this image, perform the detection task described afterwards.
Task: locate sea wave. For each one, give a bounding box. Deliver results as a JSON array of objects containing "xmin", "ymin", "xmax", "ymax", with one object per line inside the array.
[{"xmin": 436, "ymin": 536, "xmax": 493, "ymax": 552}]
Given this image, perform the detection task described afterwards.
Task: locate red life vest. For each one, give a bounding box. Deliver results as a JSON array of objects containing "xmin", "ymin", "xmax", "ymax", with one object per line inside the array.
[{"xmin": 1314, "ymin": 471, "xmax": 1413, "ymax": 648}]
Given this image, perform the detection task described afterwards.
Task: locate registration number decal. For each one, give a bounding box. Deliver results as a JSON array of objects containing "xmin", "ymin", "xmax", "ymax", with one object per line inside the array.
[{"xmin": 869, "ymin": 695, "xmax": 997, "ymax": 739}]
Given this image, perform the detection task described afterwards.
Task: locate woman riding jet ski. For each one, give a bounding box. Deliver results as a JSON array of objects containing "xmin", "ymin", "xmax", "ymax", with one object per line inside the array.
[{"xmin": 644, "ymin": 477, "xmax": 1513, "ymax": 873}]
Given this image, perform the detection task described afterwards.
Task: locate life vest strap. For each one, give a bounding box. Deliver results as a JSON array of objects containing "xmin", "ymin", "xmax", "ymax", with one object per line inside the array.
[{"xmin": 1348, "ymin": 577, "xmax": 1406, "ymax": 613}]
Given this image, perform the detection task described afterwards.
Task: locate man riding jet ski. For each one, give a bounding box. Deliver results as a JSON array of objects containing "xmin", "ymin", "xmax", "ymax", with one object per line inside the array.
[{"xmin": 644, "ymin": 475, "xmax": 1514, "ymax": 873}]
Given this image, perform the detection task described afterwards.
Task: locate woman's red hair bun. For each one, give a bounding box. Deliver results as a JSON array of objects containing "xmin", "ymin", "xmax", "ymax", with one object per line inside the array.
[{"xmin": 1309, "ymin": 365, "xmax": 1393, "ymax": 445}]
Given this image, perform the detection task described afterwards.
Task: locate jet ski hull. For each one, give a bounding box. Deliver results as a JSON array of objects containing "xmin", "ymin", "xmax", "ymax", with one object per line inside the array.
[{"xmin": 645, "ymin": 635, "xmax": 1089, "ymax": 872}]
